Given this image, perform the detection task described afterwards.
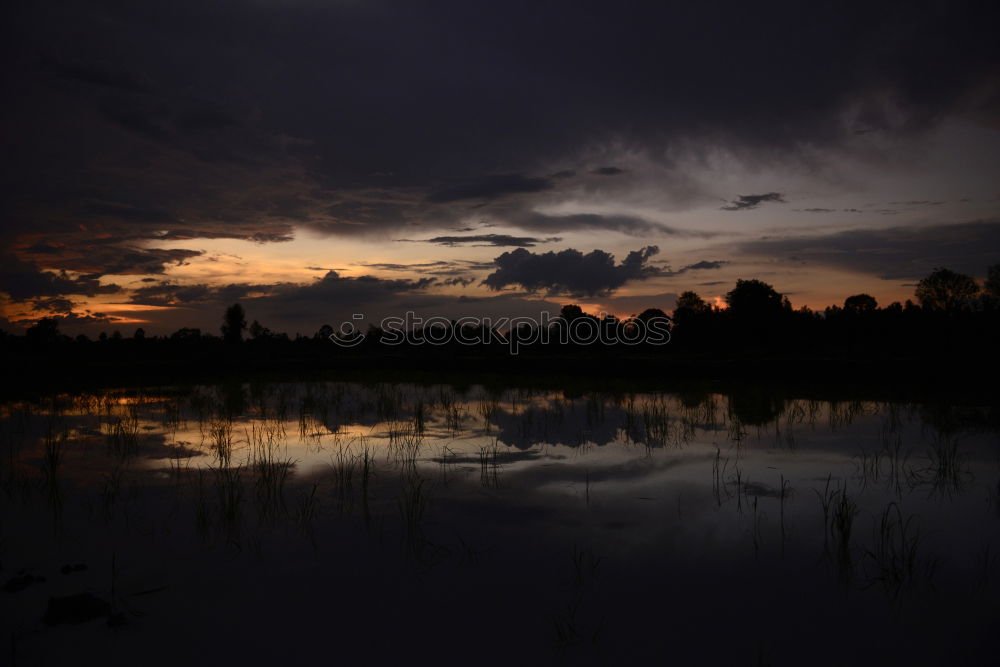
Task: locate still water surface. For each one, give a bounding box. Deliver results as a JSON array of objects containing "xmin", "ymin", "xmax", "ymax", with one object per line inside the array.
[{"xmin": 2, "ymin": 381, "xmax": 998, "ymax": 665}]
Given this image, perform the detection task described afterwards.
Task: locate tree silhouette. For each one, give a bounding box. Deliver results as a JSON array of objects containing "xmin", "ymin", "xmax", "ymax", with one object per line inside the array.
[
  {"xmin": 675, "ymin": 291, "xmax": 710, "ymax": 315},
  {"xmin": 315, "ymin": 324, "xmax": 335, "ymax": 341},
  {"xmin": 249, "ymin": 320, "xmax": 274, "ymax": 340},
  {"xmin": 26, "ymin": 317, "xmax": 60, "ymax": 344},
  {"xmin": 636, "ymin": 307, "xmax": 668, "ymax": 322},
  {"xmin": 671, "ymin": 291, "xmax": 707, "ymax": 327},
  {"xmin": 171, "ymin": 327, "xmax": 202, "ymax": 341},
  {"xmin": 559, "ymin": 304, "xmax": 585, "ymax": 321},
  {"xmin": 725, "ymin": 279, "xmax": 786, "ymax": 317},
  {"xmin": 843, "ymin": 294, "xmax": 877, "ymax": 313},
  {"xmin": 221, "ymin": 303, "xmax": 247, "ymax": 344},
  {"xmin": 915, "ymin": 268, "xmax": 979, "ymax": 311}
]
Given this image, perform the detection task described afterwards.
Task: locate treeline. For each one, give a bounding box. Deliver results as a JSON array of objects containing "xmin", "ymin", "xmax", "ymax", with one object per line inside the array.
[
  {"xmin": 668, "ymin": 268, "xmax": 1000, "ymax": 358},
  {"xmin": 3, "ymin": 266, "xmax": 1000, "ymax": 363}
]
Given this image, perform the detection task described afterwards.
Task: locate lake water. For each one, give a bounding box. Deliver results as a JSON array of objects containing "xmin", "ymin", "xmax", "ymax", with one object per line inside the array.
[{"xmin": 2, "ymin": 380, "xmax": 998, "ymax": 665}]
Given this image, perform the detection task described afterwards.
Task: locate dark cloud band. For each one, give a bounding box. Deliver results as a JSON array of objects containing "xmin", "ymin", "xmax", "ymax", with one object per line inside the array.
[{"xmin": 483, "ymin": 246, "xmax": 661, "ymax": 297}]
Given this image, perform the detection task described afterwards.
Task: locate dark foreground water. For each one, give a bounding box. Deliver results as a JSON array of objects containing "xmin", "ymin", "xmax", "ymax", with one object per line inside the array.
[{"xmin": 2, "ymin": 381, "xmax": 998, "ymax": 666}]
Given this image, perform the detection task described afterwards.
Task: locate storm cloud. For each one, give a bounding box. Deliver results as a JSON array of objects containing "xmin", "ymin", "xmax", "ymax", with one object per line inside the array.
[
  {"xmin": 511, "ymin": 212, "xmax": 701, "ymax": 236},
  {"xmin": 483, "ymin": 246, "xmax": 662, "ymax": 297},
  {"xmin": 408, "ymin": 234, "xmax": 562, "ymax": 247},
  {"xmin": 739, "ymin": 220, "xmax": 1000, "ymax": 280},
  {"xmin": 0, "ymin": 254, "xmax": 123, "ymax": 301},
  {"xmin": 679, "ymin": 260, "xmax": 728, "ymax": 272},
  {"xmin": 4, "ymin": 0, "xmax": 998, "ymax": 241},
  {"xmin": 721, "ymin": 193, "xmax": 786, "ymax": 211}
]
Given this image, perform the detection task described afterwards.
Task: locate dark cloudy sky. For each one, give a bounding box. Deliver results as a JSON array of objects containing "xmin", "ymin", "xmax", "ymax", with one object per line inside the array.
[{"xmin": 2, "ymin": 0, "xmax": 999, "ymax": 334}]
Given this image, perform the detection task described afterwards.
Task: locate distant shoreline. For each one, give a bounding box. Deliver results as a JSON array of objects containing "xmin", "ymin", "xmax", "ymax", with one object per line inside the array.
[{"xmin": 3, "ymin": 346, "xmax": 997, "ymax": 404}]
